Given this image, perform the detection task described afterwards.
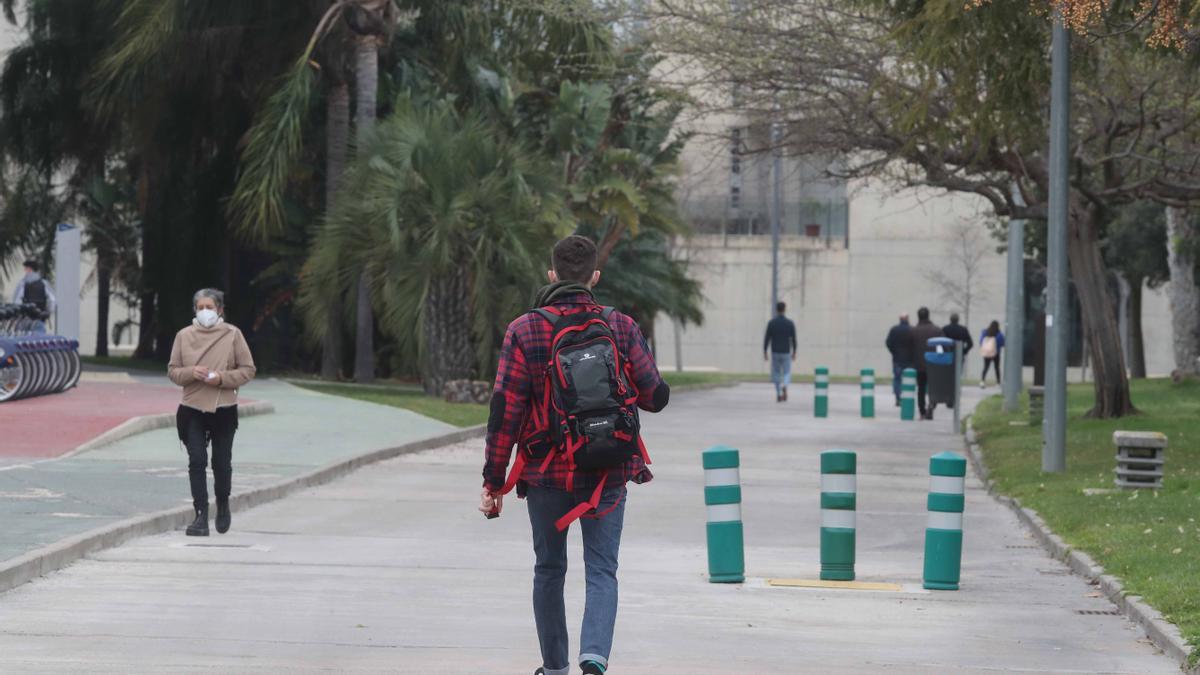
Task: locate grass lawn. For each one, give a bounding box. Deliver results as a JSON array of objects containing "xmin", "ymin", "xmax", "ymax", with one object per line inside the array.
[
  {"xmin": 81, "ymin": 355, "xmax": 164, "ymax": 372},
  {"xmin": 296, "ymin": 383, "xmax": 488, "ymax": 428},
  {"xmin": 972, "ymin": 378, "xmax": 1200, "ymax": 662}
]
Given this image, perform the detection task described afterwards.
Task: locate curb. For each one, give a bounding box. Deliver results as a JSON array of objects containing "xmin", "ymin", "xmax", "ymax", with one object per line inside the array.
[
  {"xmin": 963, "ymin": 424, "xmax": 1197, "ymax": 673},
  {"xmin": 65, "ymin": 400, "xmax": 277, "ymax": 459},
  {"xmin": 0, "ymin": 424, "xmax": 486, "ymax": 597}
]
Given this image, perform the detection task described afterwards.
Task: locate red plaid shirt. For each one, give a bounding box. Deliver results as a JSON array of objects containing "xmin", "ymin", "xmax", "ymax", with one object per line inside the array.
[{"xmin": 482, "ymin": 294, "xmax": 664, "ymax": 494}]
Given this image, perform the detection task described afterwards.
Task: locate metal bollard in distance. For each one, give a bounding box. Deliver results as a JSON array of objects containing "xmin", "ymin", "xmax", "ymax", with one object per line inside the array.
[
  {"xmin": 923, "ymin": 451, "xmax": 967, "ymax": 590},
  {"xmin": 820, "ymin": 449, "xmax": 856, "ymax": 581},
  {"xmin": 814, "ymin": 367, "xmax": 829, "ymax": 418},
  {"xmin": 860, "ymin": 368, "xmax": 875, "ymax": 418},
  {"xmin": 900, "ymin": 367, "xmax": 917, "ymax": 421},
  {"xmin": 703, "ymin": 445, "xmax": 745, "ymax": 583}
]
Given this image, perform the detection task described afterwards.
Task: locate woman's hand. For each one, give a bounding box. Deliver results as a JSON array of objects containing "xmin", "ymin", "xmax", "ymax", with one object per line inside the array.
[
  {"xmin": 208, "ymin": 371, "xmax": 223, "ymax": 386},
  {"xmin": 191, "ymin": 365, "xmax": 210, "ymax": 381}
]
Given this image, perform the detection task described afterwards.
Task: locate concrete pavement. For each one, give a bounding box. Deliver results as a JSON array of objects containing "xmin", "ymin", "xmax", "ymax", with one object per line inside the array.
[
  {"xmin": 0, "ymin": 379, "xmax": 454, "ymax": 565},
  {"xmin": 0, "ymin": 383, "xmax": 1179, "ymax": 673}
]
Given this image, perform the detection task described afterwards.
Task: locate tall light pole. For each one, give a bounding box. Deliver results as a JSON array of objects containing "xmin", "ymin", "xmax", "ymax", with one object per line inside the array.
[
  {"xmin": 771, "ymin": 115, "xmax": 783, "ymax": 310},
  {"xmin": 1043, "ymin": 16, "xmax": 1070, "ymax": 473},
  {"xmin": 1003, "ymin": 184, "xmax": 1026, "ymax": 413}
]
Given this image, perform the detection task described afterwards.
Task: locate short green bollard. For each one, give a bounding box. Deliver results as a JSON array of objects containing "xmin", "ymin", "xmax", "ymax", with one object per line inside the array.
[
  {"xmin": 814, "ymin": 367, "xmax": 829, "ymax": 418},
  {"xmin": 704, "ymin": 446, "xmax": 744, "ymax": 583},
  {"xmin": 820, "ymin": 449, "xmax": 856, "ymax": 581},
  {"xmin": 860, "ymin": 368, "xmax": 875, "ymax": 418},
  {"xmin": 900, "ymin": 367, "xmax": 917, "ymax": 421},
  {"xmin": 923, "ymin": 451, "xmax": 967, "ymax": 591}
]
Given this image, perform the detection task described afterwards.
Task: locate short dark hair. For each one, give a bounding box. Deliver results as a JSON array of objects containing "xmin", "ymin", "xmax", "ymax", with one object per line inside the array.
[
  {"xmin": 22, "ymin": 259, "xmax": 39, "ymax": 272},
  {"xmin": 917, "ymin": 307, "xmax": 930, "ymax": 321},
  {"xmin": 949, "ymin": 312, "xmax": 960, "ymax": 324},
  {"xmin": 776, "ymin": 302, "xmax": 786, "ymax": 313},
  {"xmin": 552, "ymin": 235, "xmax": 598, "ymax": 284}
]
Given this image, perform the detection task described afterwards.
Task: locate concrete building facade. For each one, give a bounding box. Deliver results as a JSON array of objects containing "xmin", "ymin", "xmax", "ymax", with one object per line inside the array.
[{"xmin": 654, "ymin": 124, "xmax": 1175, "ymax": 379}]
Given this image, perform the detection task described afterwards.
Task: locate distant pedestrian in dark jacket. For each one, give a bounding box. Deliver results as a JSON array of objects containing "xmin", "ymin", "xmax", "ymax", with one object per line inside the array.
[
  {"xmin": 763, "ymin": 302, "xmax": 797, "ymax": 402},
  {"xmin": 979, "ymin": 320, "xmax": 1005, "ymax": 388},
  {"xmin": 942, "ymin": 313, "xmax": 974, "ymax": 358},
  {"xmin": 910, "ymin": 307, "xmax": 944, "ymax": 420},
  {"xmin": 885, "ymin": 313, "xmax": 913, "ymax": 405}
]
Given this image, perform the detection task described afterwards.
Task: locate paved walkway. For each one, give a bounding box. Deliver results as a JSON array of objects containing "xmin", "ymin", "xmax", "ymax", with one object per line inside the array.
[
  {"xmin": 0, "ymin": 384, "xmax": 1179, "ymax": 673},
  {"xmin": 0, "ymin": 379, "xmax": 453, "ymax": 564}
]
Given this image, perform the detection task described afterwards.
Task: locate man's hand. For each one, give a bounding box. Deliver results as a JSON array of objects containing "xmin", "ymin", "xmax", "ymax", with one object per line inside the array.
[
  {"xmin": 191, "ymin": 365, "xmax": 209, "ymax": 381},
  {"xmin": 479, "ymin": 489, "xmax": 503, "ymax": 518},
  {"xmin": 792, "ymin": 352, "xmax": 797, "ymax": 362},
  {"xmin": 763, "ymin": 352, "xmax": 769, "ymax": 363}
]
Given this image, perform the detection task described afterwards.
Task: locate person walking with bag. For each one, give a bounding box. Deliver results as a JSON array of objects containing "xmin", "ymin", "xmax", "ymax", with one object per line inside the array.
[
  {"xmin": 979, "ymin": 320, "xmax": 1005, "ymax": 388},
  {"xmin": 885, "ymin": 313, "xmax": 913, "ymax": 406},
  {"xmin": 168, "ymin": 289, "xmax": 256, "ymax": 537},
  {"xmin": 479, "ymin": 235, "xmax": 671, "ymax": 675}
]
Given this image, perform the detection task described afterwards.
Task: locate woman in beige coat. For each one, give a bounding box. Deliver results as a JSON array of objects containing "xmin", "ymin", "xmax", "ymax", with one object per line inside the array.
[{"xmin": 168, "ymin": 288, "xmax": 256, "ymax": 536}]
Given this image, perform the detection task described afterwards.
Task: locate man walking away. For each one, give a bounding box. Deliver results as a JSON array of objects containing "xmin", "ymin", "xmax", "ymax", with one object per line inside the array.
[
  {"xmin": 763, "ymin": 301, "xmax": 797, "ymax": 402},
  {"xmin": 979, "ymin": 320, "xmax": 1005, "ymax": 388},
  {"xmin": 885, "ymin": 313, "xmax": 913, "ymax": 406},
  {"xmin": 479, "ymin": 235, "xmax": 671, "ymax": 675},
  {"xmin": 942, "ymin": 312, "xmax": 974, "ymax": 359},
  {"xmin": 910, "ymin": 307, "xmax": 944, "ymax": 420},
  {"xmin": 12, "ymin": 260, "xmax": 56, "ymax": 334}
]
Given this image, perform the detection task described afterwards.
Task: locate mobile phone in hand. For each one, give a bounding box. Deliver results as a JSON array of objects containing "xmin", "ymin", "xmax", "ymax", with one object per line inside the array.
[{"xmin": 485, "ymin": 506, "xmax": 500, "ymax": 519}]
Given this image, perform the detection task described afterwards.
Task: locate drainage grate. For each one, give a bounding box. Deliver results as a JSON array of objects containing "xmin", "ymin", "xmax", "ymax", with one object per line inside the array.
[
  {"xmin": 1037, "ymin": 568, "xmax": 1070, "ymax": 576},
  {"xmin": 1075, "ymin": 609, "xmax": 1122, "ymax": 616},
  {"xmin": 1005, "ymin": 545, "xmax": 1040, "ymax": 549},
  {"xmin": 183, "ymin": 543, "xmax": 254, "ymax": 548}
]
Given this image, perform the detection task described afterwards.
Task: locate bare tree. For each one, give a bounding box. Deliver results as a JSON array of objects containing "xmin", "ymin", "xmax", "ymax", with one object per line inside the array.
[
  {"xmin": 647, "ymin": 1, "xmax": 1200, "ymax": 416},
  {"xmin": 924, "ymin": 220, "xmax": 989, "ymax": 329}
]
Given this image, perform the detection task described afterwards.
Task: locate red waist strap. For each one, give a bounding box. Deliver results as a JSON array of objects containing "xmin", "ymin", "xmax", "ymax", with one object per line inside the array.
[{"xmin": 554, "ymin": 473, "xmax": 608, "ymax": 531}]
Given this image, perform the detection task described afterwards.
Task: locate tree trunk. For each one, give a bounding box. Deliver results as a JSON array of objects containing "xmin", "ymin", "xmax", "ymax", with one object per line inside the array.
[
  {"xmin": 351, "ymin": 37, "xmax": 379, "ymax": 383},
  {"xmin": 95, "ymin": 253, "xmax": 111, "ymax": 358},
  {"xmin": 1128, "ymin": 277, "xmax": 1146, "ymax": 379},
  {"xmin": 422, "ymin": 273, "xmax": 475, "ymax": 396},
  {"xmin": 1066, "ymin": 199, "xmax": 1134, "ymax": 417},
  {"xmin": 1165, "ymin": 207, "xmax": 1200, "ymax": 377},
  {"xmin": 134, "ymin": 161, "xmax": 157, "ymax": 360},
  {"xmin": 321, "ymin": 81, "xmax": 350, "ymax": 380}
]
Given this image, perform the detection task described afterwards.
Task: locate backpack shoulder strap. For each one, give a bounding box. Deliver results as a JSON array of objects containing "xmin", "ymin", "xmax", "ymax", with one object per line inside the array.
[
  {"xmin": 531, "ymin": 307, "xmax": 560, "ymax": 324},
  {"xmin": 600, "ymin": 306, "xmax": 616, "ymax": 322}
]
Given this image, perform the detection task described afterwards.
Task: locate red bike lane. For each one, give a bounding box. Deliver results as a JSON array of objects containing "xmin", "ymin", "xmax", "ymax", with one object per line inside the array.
[{"xmin": 0, "ymin": 381, "xmax": 181, "ymax": 459}]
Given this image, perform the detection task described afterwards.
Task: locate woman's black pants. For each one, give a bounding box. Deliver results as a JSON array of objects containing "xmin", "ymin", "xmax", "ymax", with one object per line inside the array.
[{"xmin": 176, "ymin": 405, "xmax": 238, "ymax": 511}]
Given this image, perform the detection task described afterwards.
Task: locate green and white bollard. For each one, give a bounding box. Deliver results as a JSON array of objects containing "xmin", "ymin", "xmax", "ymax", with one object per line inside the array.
[
  {"xmin": 814, "ymin": 367, "xmax": 829, "ymax": 418},
  {"xmin": 860, "ymin": 368, "xmax": 875, "ymax": 418},
  {"xmin": 923, "ymin": 451, "xmax": 967, "ymax": 590},
  {"xmin": 704, "ymin": 445, "xmax": 745, "ymax": 583},
  {"xmin": 820, "ymin": 449, "xmax": 856, "ymax": 581},
  {"xmin": 900, "ymin": 367, "xmax": 917, "ymax": 421}
]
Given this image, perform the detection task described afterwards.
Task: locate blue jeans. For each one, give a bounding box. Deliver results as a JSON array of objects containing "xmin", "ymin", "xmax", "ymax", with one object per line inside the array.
[
  {"xmin": 527, "ymin": 484, "xmax": 627, "ymax": 675},
  {"xmin": 770, "ymin": 352, "xmax": 792, "ymax": 396},
  {"xmin": 892, "ymin": 362, "xmax": 906, "ymax": 402}
]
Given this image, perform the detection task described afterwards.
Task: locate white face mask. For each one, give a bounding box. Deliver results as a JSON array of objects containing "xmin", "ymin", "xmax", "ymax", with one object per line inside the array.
[{"xmin": 196, "ymin": 308, "xmax": 220, "ymax": 328}]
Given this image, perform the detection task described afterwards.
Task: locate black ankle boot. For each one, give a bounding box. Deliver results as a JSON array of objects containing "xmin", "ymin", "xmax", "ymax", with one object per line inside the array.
[
  {"xmin": 216, "ymin": 501, "xmax": 231, "ymax": 534},
  {"xmin": 186, "ymin": 507, "xmax": 209, "ymax": 536}
]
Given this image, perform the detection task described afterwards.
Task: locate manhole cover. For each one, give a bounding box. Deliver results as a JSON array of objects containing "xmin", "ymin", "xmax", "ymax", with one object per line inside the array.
[{"xmin": 1075, "ymin": 609, "xmax": 1121, "ymax": 616}]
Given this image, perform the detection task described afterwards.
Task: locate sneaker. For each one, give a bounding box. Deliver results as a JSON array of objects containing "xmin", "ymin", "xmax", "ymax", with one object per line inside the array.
[
  {"xmin": 581, "ymin": 662, "xmax": 606, "ymax": 675},
  {"xmin": 186, "ymin": 507, "xmax": 209, "ymax": 537},
  {"xmin": 979, "ymin": 381, "xmax": 986, "ymax": 389},
  {"xmin": 782, "ymin": 387, "xmax": 788, "ymax": 402}
]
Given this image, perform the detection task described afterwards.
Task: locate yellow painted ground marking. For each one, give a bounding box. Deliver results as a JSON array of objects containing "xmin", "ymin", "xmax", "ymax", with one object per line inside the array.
[{"xmin": 766, "ymin": 578, "xmax": 903, "ymax": 592}]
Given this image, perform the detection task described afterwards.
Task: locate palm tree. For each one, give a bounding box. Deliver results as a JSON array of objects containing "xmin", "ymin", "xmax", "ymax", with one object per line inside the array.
[{"xmin": 299, "ymin": 99, "xmax": 566, "ymax": 394}]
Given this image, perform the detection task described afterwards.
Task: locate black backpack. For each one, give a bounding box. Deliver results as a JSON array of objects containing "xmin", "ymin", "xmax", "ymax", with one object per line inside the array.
[
  {"xmin": 23, "ymin": 279, "xmax": 48, "ymax": 312},
  {"xmin": 498, "ymin": 305, "xmax": 649, "ymax": 531}
]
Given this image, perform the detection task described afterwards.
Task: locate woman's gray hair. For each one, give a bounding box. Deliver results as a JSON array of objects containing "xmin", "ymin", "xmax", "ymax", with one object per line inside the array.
[{"xmin": 192, "ymin": 288, "xmax": 225, "ymax": 312}]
